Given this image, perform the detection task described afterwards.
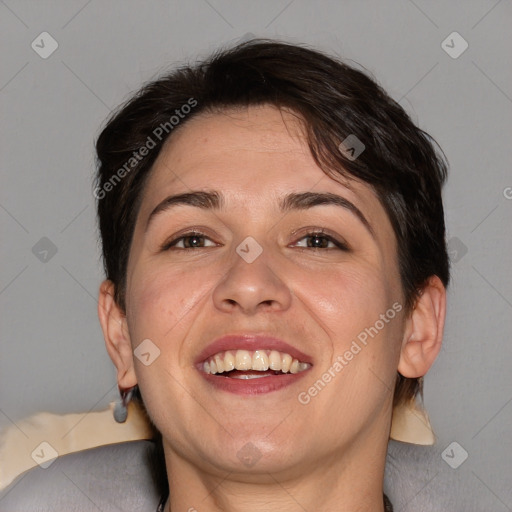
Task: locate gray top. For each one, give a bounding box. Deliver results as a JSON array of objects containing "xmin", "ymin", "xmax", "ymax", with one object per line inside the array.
[{"xmin": 0, "ymin": 440, "xmax": 490, "ymax": 511}]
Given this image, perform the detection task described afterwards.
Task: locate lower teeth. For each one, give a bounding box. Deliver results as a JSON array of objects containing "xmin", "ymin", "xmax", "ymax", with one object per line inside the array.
[{"xmin": 231, "ymin": 374, "xmax": 270, "ymax": 380}]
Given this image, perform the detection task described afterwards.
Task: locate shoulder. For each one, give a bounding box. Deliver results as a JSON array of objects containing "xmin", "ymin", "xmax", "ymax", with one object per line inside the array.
[
  {"xmin": 1, "ymin": 439, "xmax": 498, "ymax": 511},
  {"xmin": 0, "ymin": 440, "xmax": 162, "ymax": 511},
  {"xmin": 385, "ymin": 440, "xmax": 496, "ymax": 512}
]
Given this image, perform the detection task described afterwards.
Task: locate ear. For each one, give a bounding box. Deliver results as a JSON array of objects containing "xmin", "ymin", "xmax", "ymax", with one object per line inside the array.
[
  {"xmin": 97, "ymin": 280, "xmax": 137, "ymax": 388},
  {"xmin": 398, "ymin": 275, "xmax": 447, "ymax": 378}
]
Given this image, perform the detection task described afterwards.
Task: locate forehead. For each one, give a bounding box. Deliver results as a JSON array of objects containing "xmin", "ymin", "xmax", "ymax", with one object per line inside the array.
[
  {"xmin": 127, "ymin": 105, "xmax": 400, "ymax": 289},
  {"xmin": 142, "ymin": 106, "xmax": 371, "ymax": 207},
  {"xmin": 155, "ymin": 106, "xmax": 313, "ymax": 175}
]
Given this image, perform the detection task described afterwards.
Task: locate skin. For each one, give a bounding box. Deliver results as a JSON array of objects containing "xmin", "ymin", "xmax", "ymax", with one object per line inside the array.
[{"xmin": 98, "ymin": 105, "xmax": 446, "ymax": 512}]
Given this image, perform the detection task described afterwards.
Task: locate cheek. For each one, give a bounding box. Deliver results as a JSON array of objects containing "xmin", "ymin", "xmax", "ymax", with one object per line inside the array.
[
  {"xmin": 126, "ymin": 262, "xmax": 217, "ymax": 345},
  {"xmin": 298, "ymin": 265, "xmax": 403, "ymax": 368},
  {"xmin": 302, "ymin": 263, "xmax": 392, "ymax": 325},
  {"xmin": 125, "ymin": 272, "xmax": 178, "ymax": 342},
  {"xmin": 125, "ymin": 266, "xmax": 208, "ymax": 414}
]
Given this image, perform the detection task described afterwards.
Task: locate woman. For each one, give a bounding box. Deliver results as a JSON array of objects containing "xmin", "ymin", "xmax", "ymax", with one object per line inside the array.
[
  {"xmin": 95, "ymin": 39, "xmax": 448, "ymax": 511},
  {"xmin": 2, "ymin": 39, "xmax": 449, "ymax": 511}
]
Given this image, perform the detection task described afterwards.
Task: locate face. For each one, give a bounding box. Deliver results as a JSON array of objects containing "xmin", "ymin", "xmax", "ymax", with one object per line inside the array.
[{"xmin": 121, "ymin": 105, "xmax": 407, "ymax": 477}]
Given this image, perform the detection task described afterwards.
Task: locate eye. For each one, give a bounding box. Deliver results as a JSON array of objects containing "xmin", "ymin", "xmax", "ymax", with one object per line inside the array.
[
  {"xmin": 162, "ymin": 231, "xmax": 217, "ymax": 250},
  {"xmin": 292, "ymin": 230, "xmax": 349, "ymax": 251},
  {"xmin": 161, "ymin": 229, "xmax": 348, "ymax": 251}
]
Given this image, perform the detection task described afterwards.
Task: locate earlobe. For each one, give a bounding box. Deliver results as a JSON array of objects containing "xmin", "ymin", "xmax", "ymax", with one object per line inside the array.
[
  {"xmin": 97, "ymin": 280, "xmax": 137, "ymax": 388},
  {"xmin": 398, "ymin": 276, "xmax": 446, "ymax": 378}
]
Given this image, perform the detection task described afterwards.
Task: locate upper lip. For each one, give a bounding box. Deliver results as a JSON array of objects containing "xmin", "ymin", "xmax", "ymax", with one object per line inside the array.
[{"xmin": 195, "ymin": 334, "xmax": 313, "ymax": 366}]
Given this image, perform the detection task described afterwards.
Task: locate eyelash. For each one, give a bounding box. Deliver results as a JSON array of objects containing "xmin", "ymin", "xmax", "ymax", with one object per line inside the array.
[{"xmin": 161, "ymin": 229, "xmax": 349, "ymax": 252}]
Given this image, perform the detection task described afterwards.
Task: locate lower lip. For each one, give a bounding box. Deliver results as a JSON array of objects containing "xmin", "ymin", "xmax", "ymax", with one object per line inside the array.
[{"xmin": 199, "ymin": 371, "xmax": 309, "ymax": 395}]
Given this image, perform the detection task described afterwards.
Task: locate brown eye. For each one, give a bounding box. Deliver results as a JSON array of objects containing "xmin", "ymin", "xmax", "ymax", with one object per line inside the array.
[
  {"xmin": 293, "ymin": 231, "xmax": 349, "ymax": 251},
  {"xmin": 162, "ymin": 232, "xmax": 216, "ymax": 250}
]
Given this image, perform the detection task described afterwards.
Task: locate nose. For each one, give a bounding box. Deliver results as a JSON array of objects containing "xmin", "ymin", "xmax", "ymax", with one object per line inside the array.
[{"xmin": 212, "ymin": 242, "xmax": 292, "ymax": 315}]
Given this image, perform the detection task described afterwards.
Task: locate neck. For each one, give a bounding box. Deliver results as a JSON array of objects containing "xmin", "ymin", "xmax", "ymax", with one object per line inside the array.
[{"xmin": 162, "ymin": 430, "xmax": 389, "ymax": 512}]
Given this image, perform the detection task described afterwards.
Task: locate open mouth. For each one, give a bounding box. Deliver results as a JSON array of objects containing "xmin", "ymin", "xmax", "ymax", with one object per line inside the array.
[{"xmin": 202, "ymin": 349, "xmax": 311, "ymax": 379}]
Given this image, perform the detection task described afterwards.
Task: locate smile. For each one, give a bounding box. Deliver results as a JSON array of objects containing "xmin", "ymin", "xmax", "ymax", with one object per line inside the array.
[{"xmin": 202, "ymin": 349, "xmax": 311, "ymax": 378}]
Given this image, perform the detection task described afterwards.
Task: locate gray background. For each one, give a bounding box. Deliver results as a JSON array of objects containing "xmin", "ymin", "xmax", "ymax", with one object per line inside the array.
[{"xmin": 1, "ymin": 0, "xmax": 511, "ymax": 507}]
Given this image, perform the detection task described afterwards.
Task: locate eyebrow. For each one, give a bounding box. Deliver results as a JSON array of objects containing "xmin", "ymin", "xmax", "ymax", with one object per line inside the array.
[{"xmin": 145, "ymin": 190, "xmax": 374, "ymax": 237}]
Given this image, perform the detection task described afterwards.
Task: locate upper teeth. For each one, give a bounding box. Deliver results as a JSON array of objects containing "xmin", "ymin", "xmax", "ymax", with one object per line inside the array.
[{"xmin": 203, "ymin": 350, "xmax": 310, "ymax": 375}]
